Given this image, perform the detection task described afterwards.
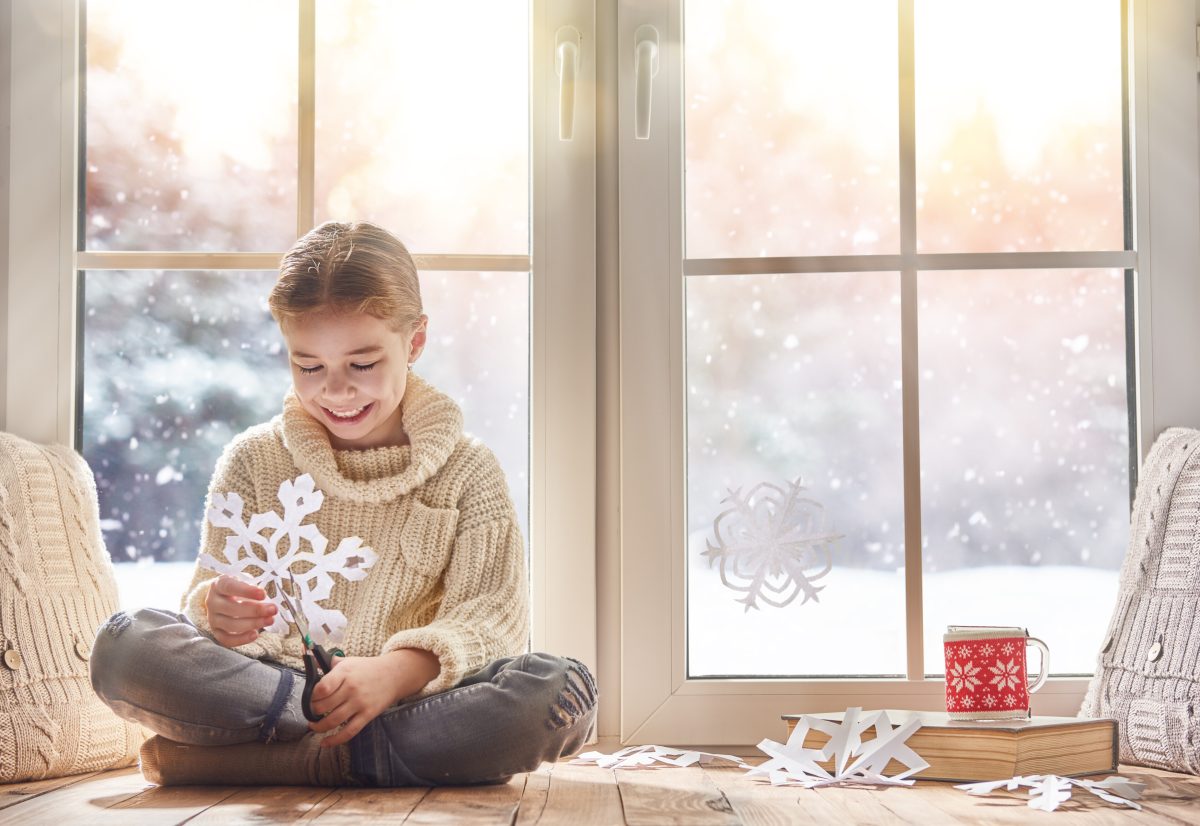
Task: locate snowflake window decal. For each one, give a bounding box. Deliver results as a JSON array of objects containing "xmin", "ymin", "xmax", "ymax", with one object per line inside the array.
[
  {"xmin": 200, "ymin": 473, "xmax": 377, "ymax": 646},
  {"xmin": 702, "ymin": 478, "xmax": 842, "ymax": 611}
]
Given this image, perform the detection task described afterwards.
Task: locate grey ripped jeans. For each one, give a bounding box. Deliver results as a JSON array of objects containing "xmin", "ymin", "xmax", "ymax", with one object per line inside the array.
[{"xmin": 89, "ymin": 607, "xmax": 598, "ymax": 786}]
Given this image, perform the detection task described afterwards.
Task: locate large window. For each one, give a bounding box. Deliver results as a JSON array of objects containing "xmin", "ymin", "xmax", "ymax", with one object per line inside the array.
[
  {"xmin": 6, "ymin": 0, "xmax": 1199, "ymax": 747},
  {"xmin": 79, "ymin": 1, "xmax": 533, "ymax": 609},
  {"xmin": 683, "ymin": 0, "xmax": 1129, "ymax": 680},
  {"xmin": 619, "ymin": 0, "xmax": 1150, "ymax": 743}
]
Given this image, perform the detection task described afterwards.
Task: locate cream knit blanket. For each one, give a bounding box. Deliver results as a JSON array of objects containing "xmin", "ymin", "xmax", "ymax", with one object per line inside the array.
[
  {"xmin": 182, "ymin": 372, "xmax": 529, "ymax": 698},
  {"xmin": 0, "ymin": 432, "xmax": 143, "ymax": 781},
  {"xmin": 1080, "ymin": 427, "xmax": 1200, "ymax": 774}
]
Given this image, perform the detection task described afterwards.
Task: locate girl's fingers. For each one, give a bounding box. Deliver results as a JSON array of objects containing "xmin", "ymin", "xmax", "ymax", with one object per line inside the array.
[
  {"xmin": 308, "ymin": 693, "xmax": 354, "ymax": 733},
  {"xmin": 210, "ymin": 610, "xmax": 272, "ymax": 633},
  {"xmin": 319, "ymin": 713, "xmax": 366, "ymax": 749},
  {"xmin": 212, "ymin": 597, "xmax": 276, "ymax": 621},
  {"xmin": 214, "ymin": 575, "xmax": 267, "ymax": 601},
  {"xmin": 216, "ymin": 629, "xmax": 258, "ymax": 647},
  {"xmin": 309, "ymin": 667, "xmax": 345, "ymax": 705}
]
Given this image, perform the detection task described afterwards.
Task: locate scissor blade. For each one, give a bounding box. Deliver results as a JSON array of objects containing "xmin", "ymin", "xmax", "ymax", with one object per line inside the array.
[{"xmin": 279, "ymin": 575, "xmax": 310, "ymax": 640}]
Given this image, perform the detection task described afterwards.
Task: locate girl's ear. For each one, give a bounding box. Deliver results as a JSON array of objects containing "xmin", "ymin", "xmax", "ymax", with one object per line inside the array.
[{"xmin": 408, "ymin": 315, "xmax": 429, "ymax": 365}]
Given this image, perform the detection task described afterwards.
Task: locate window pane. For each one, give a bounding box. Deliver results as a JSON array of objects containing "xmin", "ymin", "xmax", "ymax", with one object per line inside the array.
[
  {"xmin": 685, "ymin": 0, "xmax": 899, "ymax": 258},
  {"xmin": 915, "ymin": 0, "xmax": 1123, "ymax": 253},
  {"xmin": 418, "ymin": 271, "xmax": 531, "ymax": 547},
  {"xmin": 84, "ymin": 1, "xmax": 298, "ymax": 251},
  {"xmin": 918, "ymin": 269, "xmax": 1129, "ymax": 674},
  {"xmin": 80, "ymin": 271, "xmax": 289, "ymax": 609},
  {"xmin": 686, "ymin": 273, "xmax": 905, "ymax": 677},
  {"xmin": 82, "ymin": 270, "xmax": 531, "ymax": 611},
  {"xmin": 315, "ymin": 0, "xmax": 529, "ymax": 254}
]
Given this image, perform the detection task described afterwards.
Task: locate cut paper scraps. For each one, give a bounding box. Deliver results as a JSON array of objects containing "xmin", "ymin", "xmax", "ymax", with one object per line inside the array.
[
  {"xmin": 748, "ymin": 707, "xmax": 928, "ymax": 788},
  {"xmin": 702, "ymin": 478, "xmax": 843, "ymax": 611},
  {"xmin": 570, "ymin": 745, "xmax": 749, "ymax": 770},
  {"xmin": 956, "ymin": 774, "xmax": 1146, "ymax": 813},
  {"xmin": 201, "ymin": 473, "xmax": 377, "ymax": 646},
  {"xmin": 571, "ymin": 708, "xmax": 927, "ymax": 790}
]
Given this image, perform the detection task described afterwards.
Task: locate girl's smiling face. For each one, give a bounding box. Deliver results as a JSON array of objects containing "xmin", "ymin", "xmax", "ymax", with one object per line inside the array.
[{"xmin": 281, "ymin": 310, "xmax": 427, "ymax": 450}]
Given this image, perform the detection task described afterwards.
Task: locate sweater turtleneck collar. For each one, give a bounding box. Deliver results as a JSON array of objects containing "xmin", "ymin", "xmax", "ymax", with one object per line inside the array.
[{"xmin": 276, "ymin": 372, "xmax": 464, "ymax": 504}]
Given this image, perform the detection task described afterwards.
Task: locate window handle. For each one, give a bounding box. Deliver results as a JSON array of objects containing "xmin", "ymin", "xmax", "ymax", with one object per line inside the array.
[
  {"xmin": 634, "ymin": 25, "xmax": 659, "ymax": 140},
  {"xmin": 556, "ymin": 27, "xmax": 581, "ymax": 141}
]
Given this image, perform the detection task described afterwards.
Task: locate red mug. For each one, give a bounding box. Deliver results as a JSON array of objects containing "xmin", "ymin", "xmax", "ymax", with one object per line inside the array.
[{"xmin": 944, "ymin": 626, "xmax": 1049, "ymax": 720}]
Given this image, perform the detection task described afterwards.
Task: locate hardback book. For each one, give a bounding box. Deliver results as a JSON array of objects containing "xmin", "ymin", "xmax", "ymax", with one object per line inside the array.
[{"xmin": 781, "ymin": 710, "xmax": 1118, "ymax": 782}]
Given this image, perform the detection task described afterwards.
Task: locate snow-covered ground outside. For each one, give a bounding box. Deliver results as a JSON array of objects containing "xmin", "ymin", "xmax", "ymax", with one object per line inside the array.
[
  {"xmin": 113, "ymin": 560, "xmax": 1118, "ymax": 678},
  {"xmin": 689, "ymin": 564, "xmax": 1119, "ymax": 677},
  {"xmin": 113, "ymin": 560, "xmax": 197, "ymax": 614}
]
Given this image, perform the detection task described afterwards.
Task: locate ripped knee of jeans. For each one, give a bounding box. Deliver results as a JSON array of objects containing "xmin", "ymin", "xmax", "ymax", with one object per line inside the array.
[
  {"xmin": 102, "ymin": 610, "xmax": 133, "ymax": 638},
  {"xmin": 548, "ymin": 658, "xmax": 598, "ymax": 731}
]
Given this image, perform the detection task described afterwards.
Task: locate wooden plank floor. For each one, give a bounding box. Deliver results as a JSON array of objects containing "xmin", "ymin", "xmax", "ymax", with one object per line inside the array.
[{"xmin": 1, "ymin": 761, "xmax": 1198, "ymax": 824}]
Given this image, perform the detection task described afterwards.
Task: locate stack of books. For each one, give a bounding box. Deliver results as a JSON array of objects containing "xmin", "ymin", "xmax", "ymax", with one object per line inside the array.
[{"xmin": 782, "ymin": 710, "xmax": 1118, "ymax": 782}]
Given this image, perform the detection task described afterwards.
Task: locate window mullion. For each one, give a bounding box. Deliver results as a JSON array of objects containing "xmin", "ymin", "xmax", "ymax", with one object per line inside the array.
[
  {"xmin": 297, "ymin": 0, "xmax": 316, "ymax": 237},
  {"xmin": 898, "ymin": 0, "xmax": 923, "ymax": 682}
]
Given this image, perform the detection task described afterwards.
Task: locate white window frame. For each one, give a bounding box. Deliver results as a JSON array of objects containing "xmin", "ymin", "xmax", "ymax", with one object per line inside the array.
[
  {"xmin": 1, "ymin": 0, "xmax": 599, "ymax": 683},
  {"xmin": 612, "ymin": 0, "xmax": 1200, "ymax": 744}
]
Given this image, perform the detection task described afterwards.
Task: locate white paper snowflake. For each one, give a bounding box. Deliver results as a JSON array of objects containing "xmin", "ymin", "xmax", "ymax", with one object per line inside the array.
[
  {"xmin": 957, "ymin": 774, "xmax": 1145, "ymax": 813},
  {"xmin": 702, "ymin": 478, "xmax": 842, "ymax": 611},
  {"xmin": 200, "ymin": 473, "xmax": 377, "ymax": 646},
  {"xmin": 749, "ymin": 707, "xmax": 929, "ymax": 788},
  {"xmin": 570, "ymin": 745, "xmax": 748, "ymax": 770},
  {"xmin": 566, "ymin": 707, "xmax": 926, "ymax": 790}
]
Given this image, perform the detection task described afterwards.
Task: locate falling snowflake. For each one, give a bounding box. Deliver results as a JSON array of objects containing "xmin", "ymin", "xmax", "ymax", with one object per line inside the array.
[
  {"xmin": 989, "ymin": 658, "xmax": 1022, "ymax": 692},
  {"xmin": 702, "ymin": 478, "xmax": 842, "ymax": 611},
  {"xmin": 201, "ymin": 473, "xmax": 377, "ymax": 646},
  {"xmin": 948, "ymin": 660, "xmax": 982, "ymax": 693}
]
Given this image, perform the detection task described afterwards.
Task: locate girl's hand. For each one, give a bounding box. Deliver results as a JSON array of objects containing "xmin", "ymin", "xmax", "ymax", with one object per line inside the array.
[
  {"xmin": 204, "ymin": 574, "xmax": 277, "ymax": 648},
  {"xmin": 308, "ymin": 648, "xmax": 441, "ymax": 748}
]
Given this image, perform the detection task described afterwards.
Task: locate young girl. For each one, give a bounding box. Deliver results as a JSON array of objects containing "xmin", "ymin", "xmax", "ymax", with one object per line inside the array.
[{"xmin": 89, "ymin": 221, "xmax": 597, "ymax": 786}]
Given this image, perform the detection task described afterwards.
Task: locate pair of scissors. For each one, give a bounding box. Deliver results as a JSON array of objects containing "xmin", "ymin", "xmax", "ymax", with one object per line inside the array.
[{"xmin": 277, "ymin": 571, "xmax": 343, "ymax": 722}]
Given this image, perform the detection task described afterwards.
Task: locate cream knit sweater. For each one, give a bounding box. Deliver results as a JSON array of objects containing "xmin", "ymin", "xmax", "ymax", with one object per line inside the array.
[{"xmin": 180, "ymin": 373, "xmax": 529, "ymax": 698}]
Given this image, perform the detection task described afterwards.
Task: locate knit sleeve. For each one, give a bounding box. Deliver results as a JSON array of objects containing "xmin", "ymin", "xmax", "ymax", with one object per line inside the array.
[
  {"xmin": 178, "ymin": 440, "xmax": 288, "ymax": 663},
  {"xmin": 379, "ymin": 447, "xmax": 530, "ymax": 697}
]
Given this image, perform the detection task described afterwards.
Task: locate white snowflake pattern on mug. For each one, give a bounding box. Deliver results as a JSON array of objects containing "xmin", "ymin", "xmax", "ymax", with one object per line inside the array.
[
  {"xmin": 989, "ymin": 658, "xmax": 1022, "ymax": 692},
  {"xmin": 948, "ymin": 660, "xmax": 982, "ymax": 693}
]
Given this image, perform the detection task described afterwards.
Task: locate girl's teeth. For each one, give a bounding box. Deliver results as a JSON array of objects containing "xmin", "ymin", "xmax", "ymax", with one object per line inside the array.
[{"xmin": 330, "ymin": 407, "xmax": 364, "ymax": 418}]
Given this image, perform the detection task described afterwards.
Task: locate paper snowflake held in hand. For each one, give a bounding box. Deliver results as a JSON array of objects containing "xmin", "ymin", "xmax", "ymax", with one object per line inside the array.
[
  {"xmin": 201, "ymin": 473, "xmax": 377, "ymax": 646},
  {"xmin": 957, "ymin": 774, "xmax": 1146, "ymax": 813},
  {"xmin": 702, "ymin": 478, "xmax": 842, "ymax": 611}
]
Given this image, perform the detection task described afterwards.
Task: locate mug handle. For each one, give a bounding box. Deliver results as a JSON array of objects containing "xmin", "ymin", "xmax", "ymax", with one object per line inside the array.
[{"xmin": 1027, "ymin": 637, "xmax": 1050, "ymax": 694}]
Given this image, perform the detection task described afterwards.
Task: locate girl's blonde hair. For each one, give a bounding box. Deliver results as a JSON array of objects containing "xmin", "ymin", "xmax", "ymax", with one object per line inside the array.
[{"xmin": 269, "ymin": 221, "xmax": 423, "ymax": 331}]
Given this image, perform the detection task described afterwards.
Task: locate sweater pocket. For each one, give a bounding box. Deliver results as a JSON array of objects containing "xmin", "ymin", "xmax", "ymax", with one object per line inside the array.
[{"xmin": 399, "ymin": 500, "xmax": 459, "ymax": 578}]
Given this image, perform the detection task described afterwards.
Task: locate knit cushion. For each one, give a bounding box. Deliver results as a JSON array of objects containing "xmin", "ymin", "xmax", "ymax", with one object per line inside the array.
[
  {"xmin": 0, "ymin": 431, "xmax": 144, "ymax": 782},
  {"xmin": 1080, "ymin": 427, "xmax": 1200, "ymax": 774}
]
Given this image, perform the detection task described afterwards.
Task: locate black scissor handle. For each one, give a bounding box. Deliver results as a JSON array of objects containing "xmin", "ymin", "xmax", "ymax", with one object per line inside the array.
[
  {"xmin": 300, "ymin": 651, "xmax": 323, "ymax": 722},
  {"xmin": 300, "ymin": 646, "xmax": 344, "ymax": 722},
  {"xmin": 312, "ymin": 644, "xmax": 336, "ymax": 674}
]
